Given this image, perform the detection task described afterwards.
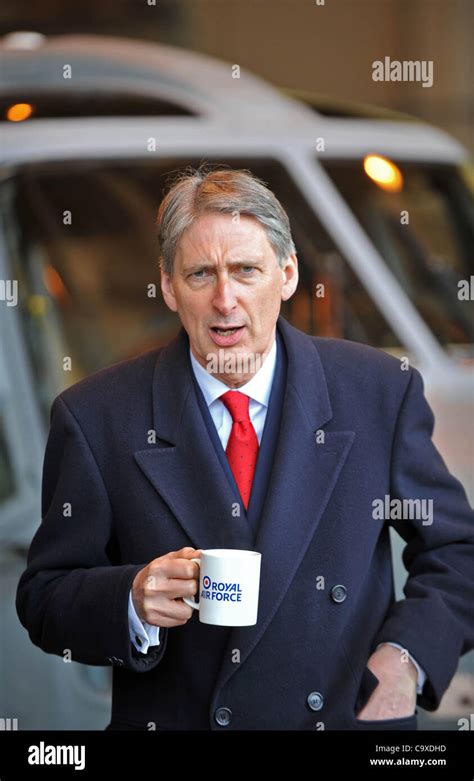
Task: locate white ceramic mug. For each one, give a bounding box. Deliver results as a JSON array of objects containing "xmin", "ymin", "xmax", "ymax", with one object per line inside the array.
[{"xmin": 183, "ymin": 549, "xmax": 262, "ymax": 626}]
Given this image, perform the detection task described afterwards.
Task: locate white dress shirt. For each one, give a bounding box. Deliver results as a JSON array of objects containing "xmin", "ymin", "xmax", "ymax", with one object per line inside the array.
[{"xmin": 127, "ymin": 337, "xmax": 425, "ymax": 695}]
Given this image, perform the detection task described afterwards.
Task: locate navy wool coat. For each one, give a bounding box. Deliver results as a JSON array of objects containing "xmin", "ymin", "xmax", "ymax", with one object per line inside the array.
[{"xmin": 16, "ymin": 316, "xmax": 474, "ymax": 730}]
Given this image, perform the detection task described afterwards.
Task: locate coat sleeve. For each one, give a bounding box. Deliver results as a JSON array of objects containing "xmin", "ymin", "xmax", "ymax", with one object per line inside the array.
[
  {"xmin": 373, "ymin": 367, "xmax": 474, "ymax": 711},
  {"xmin": 16, "ymin": 394, "xmax": 168, "ymax": 672}
]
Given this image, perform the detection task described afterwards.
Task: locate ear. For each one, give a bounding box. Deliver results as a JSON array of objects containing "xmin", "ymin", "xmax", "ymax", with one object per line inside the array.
[
  {"xmin": 161, "ymin": 271, "xmax": 178, "ymax": 312},
  {"xmin": 281, "ymin": 254, "xmax": 299, "ymax": 302}
]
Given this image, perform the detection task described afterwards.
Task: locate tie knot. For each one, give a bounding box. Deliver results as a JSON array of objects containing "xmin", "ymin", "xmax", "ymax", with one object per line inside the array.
[{"xmin": 220, "ymin": 390, "xmax": 250, "ymax": 423}]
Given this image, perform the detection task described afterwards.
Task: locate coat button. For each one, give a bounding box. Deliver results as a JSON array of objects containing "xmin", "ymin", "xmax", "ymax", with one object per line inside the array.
[
  {"xmin": 331, "ymin": 584, "xmax": 347, "ymax": 603},
  {"xmin": 307, "ymin": 691, "xmax": 324, "ymax": 711},
  {"xmin": 115, "ymin": 658, "xmax": 124, "ymax": 666},
  {"xmin": 214, "ymin": 707, "xmax": 232, "ymax": 726}
]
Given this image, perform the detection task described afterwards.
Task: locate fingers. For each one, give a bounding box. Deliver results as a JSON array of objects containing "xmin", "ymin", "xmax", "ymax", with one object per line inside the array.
[
  {"xmin": 167, "ymin": 547, "xmax": 201, "ymax": 559},
  {"xmin": 147, "ymin": 614, "xmax": 191, "ymax": 629},
  {"xmin": 160, "ymin": 599, "xmax": 194, "ymax": 623},
  {"xmin": 162, "ymin": 577, "xmax": 199, "ymax": 599},
  {"xmin": 159, "ymin": 557, "xmax": 201, "ymax": 580},
  {"xmin": 139, "ymin": 547, "xmax": 202, "ymax": 626}
]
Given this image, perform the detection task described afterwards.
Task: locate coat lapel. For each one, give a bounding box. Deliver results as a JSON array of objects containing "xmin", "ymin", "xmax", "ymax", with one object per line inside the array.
[
  {"xmin": 211, "ymin": 317, "xmax": 355, "ymax": 699},
  {"xmin": 134, "ymin": 327, "xmax": 255, "ymax": 551},
  {"xmin": 134, "ymin": 316, "xmax": 355, "ymax": 700}
]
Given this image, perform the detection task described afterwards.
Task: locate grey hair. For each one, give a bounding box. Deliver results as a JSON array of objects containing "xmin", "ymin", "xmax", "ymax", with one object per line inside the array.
[{"xmin": 156, "ymin": 165, "xmax": 296, "ymax": 276}]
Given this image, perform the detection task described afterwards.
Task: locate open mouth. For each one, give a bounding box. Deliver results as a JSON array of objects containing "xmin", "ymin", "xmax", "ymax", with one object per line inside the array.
[
  {"xmin": 210, "ymin": 326, "xmax": 244, "ymax": 336},
  {"xmin": 209, "ymin": 324, "xmax": 246, "ymax": 346}
]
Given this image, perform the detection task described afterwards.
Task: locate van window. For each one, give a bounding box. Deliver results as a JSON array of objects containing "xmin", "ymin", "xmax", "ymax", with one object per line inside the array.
[
  {"xmin": 6, "ymin": 158, "xmax": 399, "ymax": 412},
  {"xmin": 1, "ymin": 93, "xmax": 196, "ymax": 120},
  {"xmin": 323, "ymin": 161, "xmax": 474, "ymax": 352}
]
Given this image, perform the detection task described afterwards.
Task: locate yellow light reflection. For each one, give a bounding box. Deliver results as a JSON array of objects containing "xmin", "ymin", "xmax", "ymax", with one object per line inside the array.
[
  {"xmin": 363, "ymin": 155, "xmax": 404, "ymax": 193},
  {"xmin": 28, "ymin": 295, "xmax": 48, "ymax": 317},
  {"xmin": 6, "ymin": 103, "xmax": 33, "ymax": 122}
]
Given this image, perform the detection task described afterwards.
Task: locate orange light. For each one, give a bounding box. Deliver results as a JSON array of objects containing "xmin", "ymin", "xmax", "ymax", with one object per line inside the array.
[
  {"xmin": 43, "ymin": 264, "xmax": 69, "ymax": 303},
  {"xmin": 6, "ymin": 103, "xmax": 33, "ymax": 122},
  {"xmin": 363, "ymin": 154, "xmax": 403, "ymax": 193}
]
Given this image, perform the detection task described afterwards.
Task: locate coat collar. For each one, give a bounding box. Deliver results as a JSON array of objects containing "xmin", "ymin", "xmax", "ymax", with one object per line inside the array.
[{"xmin": 149, "ymin": 314, "xmax": 333, "ymax": 441}]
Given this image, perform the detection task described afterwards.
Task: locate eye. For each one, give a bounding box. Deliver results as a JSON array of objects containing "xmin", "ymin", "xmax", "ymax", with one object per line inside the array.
[{"xmin": 239, "ymin": 266, "xmax": 256, "ymax": 274}]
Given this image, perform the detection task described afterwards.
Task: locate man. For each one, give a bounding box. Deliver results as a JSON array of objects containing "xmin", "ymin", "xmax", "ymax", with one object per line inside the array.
[{"xmin": 17, "ymin": 167, "xmax": 474, "ymax": 731}]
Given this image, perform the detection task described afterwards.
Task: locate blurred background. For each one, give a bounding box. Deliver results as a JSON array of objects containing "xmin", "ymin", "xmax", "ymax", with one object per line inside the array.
[{"xmin": 0, "ymin": 0, "xmax": 473, "ymax": 731}]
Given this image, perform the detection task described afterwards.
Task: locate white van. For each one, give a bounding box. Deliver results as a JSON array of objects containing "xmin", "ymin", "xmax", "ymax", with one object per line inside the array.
[{"xmin": 1, "ymin": 34, "xmax": 473, "ymax": 730}]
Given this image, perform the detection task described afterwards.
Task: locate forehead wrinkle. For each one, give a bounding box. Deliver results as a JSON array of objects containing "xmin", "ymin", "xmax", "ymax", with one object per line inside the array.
[
  {"xmin": 176, "ymin": 213, "xmax": 273, "ymax": 272},
  {"xmin": 179, "ymin": 237, "xmax": 266, "ymax": 268}
]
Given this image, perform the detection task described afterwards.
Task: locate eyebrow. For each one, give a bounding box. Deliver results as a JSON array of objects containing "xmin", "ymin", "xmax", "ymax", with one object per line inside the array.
[{"xmin": 182, "ymin": 258, "xmax": 265, "ymax": 274}]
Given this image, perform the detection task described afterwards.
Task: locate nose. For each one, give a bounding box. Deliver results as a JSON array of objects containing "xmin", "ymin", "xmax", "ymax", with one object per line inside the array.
[{"xmin": 212, "ymin": 277, "xmax": 237, "ymax": 315}]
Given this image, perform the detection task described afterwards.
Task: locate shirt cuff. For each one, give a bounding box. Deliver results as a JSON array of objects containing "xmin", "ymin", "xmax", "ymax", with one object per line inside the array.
[
  {"xmin": 377, "ymin": 642, "xmax": 426, "ymax": 694},
  {"xmin": 128, "ymin": 590, "xmax": 160, "ymax": 654}
]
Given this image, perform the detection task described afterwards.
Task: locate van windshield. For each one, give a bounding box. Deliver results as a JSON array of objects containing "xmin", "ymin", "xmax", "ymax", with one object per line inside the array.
[
  {"xmin": 2, "ymin": 157, "xmax": 417, "ymax": 416},
  {"xmin": 323, "ymin": 160, "xmax": 474, "ymax": 355}
]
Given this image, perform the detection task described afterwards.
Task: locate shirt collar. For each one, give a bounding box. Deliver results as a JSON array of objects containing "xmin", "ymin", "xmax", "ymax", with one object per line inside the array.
[{"xmin": 189, "ymin": 338, "xmax": 277, "ymax": 409}]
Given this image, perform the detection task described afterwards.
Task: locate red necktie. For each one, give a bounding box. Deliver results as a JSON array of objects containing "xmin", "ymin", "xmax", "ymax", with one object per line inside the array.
[{"xmin": 220, "ymin": 391, "xmax": 259, "ymax": 509}]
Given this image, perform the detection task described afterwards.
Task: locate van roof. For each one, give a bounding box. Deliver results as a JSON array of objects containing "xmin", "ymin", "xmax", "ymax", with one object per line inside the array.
[{"xmin": 0, "ymin": 34, "xmax": 467, "ymax": 166}]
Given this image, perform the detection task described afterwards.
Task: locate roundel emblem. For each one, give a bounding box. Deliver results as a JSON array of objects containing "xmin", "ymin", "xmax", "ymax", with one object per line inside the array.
[{"xmin": 203, "ymin": 576, "xmax": 211, "ymax": 589}]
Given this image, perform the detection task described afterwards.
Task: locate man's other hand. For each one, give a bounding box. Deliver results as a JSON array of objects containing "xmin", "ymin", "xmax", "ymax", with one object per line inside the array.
[
  {"xmin": 356, "ymin": 644, "xmax": 418, "ymax": 721},
  {"xmin": 131, "ymin": 547, "xmax": 202, "ymax": 628}
]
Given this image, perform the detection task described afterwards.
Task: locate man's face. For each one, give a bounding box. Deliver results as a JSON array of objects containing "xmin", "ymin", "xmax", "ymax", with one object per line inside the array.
[{"xmin": 161, "ymin": 212, "xmax": 298, "ymax": 388}]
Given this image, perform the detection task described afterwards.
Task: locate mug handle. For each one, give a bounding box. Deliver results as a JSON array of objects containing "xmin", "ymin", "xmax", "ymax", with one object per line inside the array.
[{"xmin": 182, "ymin": 558, "xmax": 201, "ymax": 612}]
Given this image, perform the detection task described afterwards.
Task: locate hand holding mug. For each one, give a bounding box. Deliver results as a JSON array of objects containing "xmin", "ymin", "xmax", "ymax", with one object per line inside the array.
[{"xmin": 131, "ymin": 547, "xmax": 202, "ymax": 627}]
